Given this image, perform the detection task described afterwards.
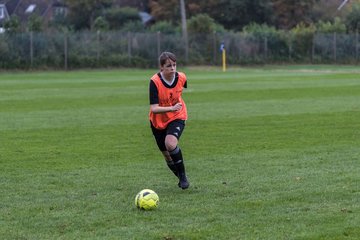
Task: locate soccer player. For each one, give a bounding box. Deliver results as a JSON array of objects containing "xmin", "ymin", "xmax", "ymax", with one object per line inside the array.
[{"xmin": 148, "ymin": 51, "xmax": 190, "ymax": 189}]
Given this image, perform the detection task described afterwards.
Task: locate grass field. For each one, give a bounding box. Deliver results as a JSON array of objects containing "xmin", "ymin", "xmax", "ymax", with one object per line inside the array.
[{"xmin": 1, "ymin": 65, "xmax": 360, "ymax": 239}]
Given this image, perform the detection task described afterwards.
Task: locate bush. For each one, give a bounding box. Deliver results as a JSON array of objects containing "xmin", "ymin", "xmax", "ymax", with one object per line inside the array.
[
  {"xmin": 290, "ymin": 22, "xmax": 316, "ymax": 60},
  {"xmin": 93, "ymin": 17, "xmax": 110, "ymax": 32},
  {"xmin": 242, "ymin": 23, "xmax": 289, "ymax": 61},
  {"xmin": 187, "ymin": 14, "xmax": 219, "ymax": 33},
  {"xmin": 316, "ymin": 17, "xmax": 346, "ymax": 33},
  {"xmin": 345, "ymin": 3, "xmax": 360, "ymax": 33},
  {"xmin": 104, "ymin": 7, "xmax": 141, "ymax": 30},
  {"xmin": 149, "ymin": 21, "xmax": 176, "ymax": 34}
]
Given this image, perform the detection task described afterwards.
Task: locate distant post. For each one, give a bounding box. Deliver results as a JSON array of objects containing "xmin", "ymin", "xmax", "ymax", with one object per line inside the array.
[
  {"xmin": 157, "ymin": 31, "xmax": 161, "ymax": 57},
  {"xmin": 356, "ymin": 31, "xmax": 359, "ymax": 62},
  {"xmin": 179, "ymin": 0, "xmax": 188, "ymax": 63},
  {"xmin": 264, "ymin": 36, "xmax": 268, "ymax": 62},
  {"xmin": 30, "ymin": 32, "xmax": 33, "ymax": 68},
  {"xmin": 127, "ymin": 32, "xmax": 132, "ymax": 64},
  {"xmin": 311, "ymin": 35, "xmax": 315, "ymax": 63},
  {"xmin": 97, "ymin": 30, "xmax": 100, "ymax": 63},
  {"xmin": 333, "ymin": 32, "xmax": 337, "ymax": 63},
  {"xmin": 220, "ymin": 42, "xmax": 226, "ymax": 72},
  {"xmin": 64, "ymin": 32, "xmax": 68, "ymax": 70}
]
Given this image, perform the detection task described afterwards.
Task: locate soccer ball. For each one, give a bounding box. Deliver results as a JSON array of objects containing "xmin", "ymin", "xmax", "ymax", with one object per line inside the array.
[{"xmin": 135, "ymin": 189, "xmax": 159, "ymax": 210}]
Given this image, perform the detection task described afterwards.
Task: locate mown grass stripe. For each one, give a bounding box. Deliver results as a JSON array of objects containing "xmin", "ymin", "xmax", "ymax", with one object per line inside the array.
[{"xmin": 1, "ymin": 66, "xmax": 359, "ymax": 239}]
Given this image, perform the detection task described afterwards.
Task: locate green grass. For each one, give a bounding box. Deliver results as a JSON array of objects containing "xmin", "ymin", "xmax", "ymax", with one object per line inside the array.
[{"xmin": 1, "ymin": 65, "xmax": 360, "ymax": 239}]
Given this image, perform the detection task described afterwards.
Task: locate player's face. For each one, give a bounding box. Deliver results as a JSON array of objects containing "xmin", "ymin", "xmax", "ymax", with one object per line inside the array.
[{"xmin": 161, "ymin": 59, "xmax": 176, "ymax": 79}]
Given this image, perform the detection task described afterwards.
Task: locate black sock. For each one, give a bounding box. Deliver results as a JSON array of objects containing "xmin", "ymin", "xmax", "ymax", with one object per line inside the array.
[
  {"xmin": 169, "ymin": 146, "xmax": 186, "ymax": 176},
  {"xmin": 166, "ymin": 161, "xmax": 178, "ymax": 177}
]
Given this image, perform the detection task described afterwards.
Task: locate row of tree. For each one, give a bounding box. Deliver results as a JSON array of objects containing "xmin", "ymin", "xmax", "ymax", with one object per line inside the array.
[{"xmin": 2, "ymin": 0, "xmax": 360, "ymax": 34}]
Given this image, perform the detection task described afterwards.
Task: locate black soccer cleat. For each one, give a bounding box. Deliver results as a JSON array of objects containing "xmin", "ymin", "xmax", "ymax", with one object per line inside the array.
[{"xmin": 178, "ymin": 173, "xmax": 189, "ymax": 189}]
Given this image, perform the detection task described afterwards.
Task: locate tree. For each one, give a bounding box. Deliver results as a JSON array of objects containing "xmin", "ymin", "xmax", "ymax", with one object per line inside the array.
[
  {"xmin": 149, "ymin": 21, "xmax": 176, "ymax": 34},
  {"xmin": 149, "ymin": 0, "xmax": 180, "ymax": 24},
  {"xmin": 311, "ymin": 0, "xmax": 348, "ymax": 22},
  {"xmin": 120, "ymin": 21, "xmax": 145, "ymax": 32},
  {"xmin": 104, "ymin": 7, "xmax": 141, "ymax": 30},
  {"xmin": 345, "ymin": 2, "xmax": 360, "ymax": 32},
  {"xmin": 3, "ymin": 16, "xmax": 21, "ymax": 34},
  {"xmin": 290, "ymin": 22, "xmax": 316, "ymax": 58},
  {"xmin": 27, "ymin": 14, "xmax": 43, "ymax": 32},
  {"xmin": 206, "ymin": 0, "xmax": 274, "ymax": 31},
  {"xmin": 93, "ymin": 16, "xmax": 109, "ymax": 31},
  {"xmin": 316, "ymin": 17, "xmax": 346, "ymax": 33},
  {"xmin": 64, "ymin": 0, "xmax": 112, "ymax": 30},
  {"xmin": 48, "ymin": 9, "xmax": 69, "ymax": 32},
  {"xmin": 187, "ymin": 14, "xmax": 217, "ymax": 33},
  {"xmin": 271, "ymin": 0, "xmax": 317, "ymax": 29},
  {"xmin": 149, "ymin": 0, "xmax": 273, "ymax": 31}
]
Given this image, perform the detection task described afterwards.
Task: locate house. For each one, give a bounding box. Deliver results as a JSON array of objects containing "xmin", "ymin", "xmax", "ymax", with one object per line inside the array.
[
  {"xmin": 113, "ymin": 0, "xmax": 149, "ymax": 11},
  {"xmin": 0, "ymin": 0, "xmax": 19, "ymax": 25},
  {"xmin": 0, "ymin": 0, "xmax": 153, "ymax": 32},
  {"xmin": 0, "ymin": 4, "xmax": 9, "ymax": 21},
  {"xmin": 113, "ymin": 0, "xmax": 154, "ymax": 26},
  {"xmin": 0, "ymin": 0, "xmax": 20, "ymax": 32},
  {"xmin": 0, "ymin": 4, "xmax": 9, "ymax": 32},
  {"xmin": 0, "ymin": 0, "xmax": 67, "ymax": 31}
]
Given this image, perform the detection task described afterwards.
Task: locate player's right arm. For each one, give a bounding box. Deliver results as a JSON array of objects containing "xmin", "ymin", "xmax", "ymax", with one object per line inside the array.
[
  {"xmin": 150, "ymin": 103, "xmax": 182, "ymax": 113},
  {"xmin": 149, "ymin": 80, "xmax": 182, "ymax": 113}
]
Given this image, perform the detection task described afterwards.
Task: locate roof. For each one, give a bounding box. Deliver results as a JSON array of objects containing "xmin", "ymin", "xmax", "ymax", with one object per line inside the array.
[
  {"xmin": 14, "ymin": 0, "xmax": 50, "ymax": 21},
  {"xmin": 139, "ymin": 11, "xmax": 153, "ymax": 25},
  {"xmin": 0, "ymin": 0, "xmax": 21, "ymax": 15}
]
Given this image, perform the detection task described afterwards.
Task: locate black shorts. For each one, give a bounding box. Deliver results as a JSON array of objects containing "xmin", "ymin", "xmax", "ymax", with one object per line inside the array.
[{"xmin": 150, "ymin": 120, "xmax": 185, "ymax": 151}]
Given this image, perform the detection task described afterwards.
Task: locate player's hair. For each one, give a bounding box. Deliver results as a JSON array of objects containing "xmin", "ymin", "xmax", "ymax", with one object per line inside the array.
[{"xmin": 159, "ymin": 52, "xmax": 176, "ymax": 66}]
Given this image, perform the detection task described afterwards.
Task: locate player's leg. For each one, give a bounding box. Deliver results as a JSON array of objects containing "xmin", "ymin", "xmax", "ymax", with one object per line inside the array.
[
  {"xmin": 151, "ymin": 122, "xmax": 178, "ymax": 177},
  {"xmin": 161, "ymin": 151, "xmax": 178, "ymax": 177},
  {"xmin": 165, "ymin": 120, "xmax": 189, "ymax": 189}
]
